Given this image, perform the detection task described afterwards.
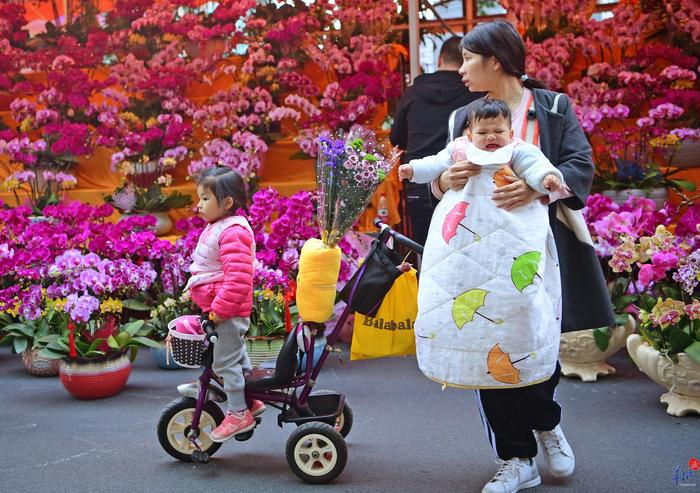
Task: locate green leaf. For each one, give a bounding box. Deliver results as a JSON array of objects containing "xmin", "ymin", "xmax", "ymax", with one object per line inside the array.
[
  {"xmin": 107, "ymin": 335, "xmax": 121, "ymax": 350},
  {"xmin": 122, "ymin": 300, "xmax": 151, "ymax": 311},
  {"xmin": 593, "ymin": 327, "xmax": 611, "ymax": 352},
  {"xmin": 668, "ymin": 326, "xmax": 694, "ymax": 353},
  {"xmin": 122, "ymin": 320, "xmax": 145, "ymax": 336},
  {"xmin": 669, "ymin": 179, "xmax": 696, "ymax": 191},
  {"xmin": 39, "ymin": 348, "xmax": 66, "ymax": 359},
  {"xmin": 87, "ymin": 339, "xmax": 103, "ymax": 354},
  {"xmin": 289, "ymin": 150, "xmax": 313, "ymax": 161},
  {"xmin": 6, "ymin": 323, "xmax": 34, "ymax": 338},
  {"xmin": 130, "ymin": 336, "xmax": 162, "ymax": 348},
  {"xmin": 684, "ymin": 341, "xmax": 700, "ymax": 365},
  {"xmin": 13, "ymin": 337, "xmax": 28, "ymax": 354},
  {"xmin": 129, "ymin": 346, "xmax": 139, "ymax": 363},
  {"xmin": 84, "ymin": 350, "xmax": 106, "ymax": 358},
  {"xmin": 116, "ymin": 331, "xmax": 132, "ymax": 346}
]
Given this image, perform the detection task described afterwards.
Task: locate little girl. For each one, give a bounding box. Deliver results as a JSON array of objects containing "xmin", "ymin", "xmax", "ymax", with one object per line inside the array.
[{"xmin": 185, "ymin": 166, "xmax": 265, "ymax": 442}]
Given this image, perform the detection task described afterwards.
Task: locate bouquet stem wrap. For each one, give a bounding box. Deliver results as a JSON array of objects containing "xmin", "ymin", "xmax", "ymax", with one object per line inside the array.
[{"xmin": 296, "ymin": 238, "xmax": 341, "ymax": 323}]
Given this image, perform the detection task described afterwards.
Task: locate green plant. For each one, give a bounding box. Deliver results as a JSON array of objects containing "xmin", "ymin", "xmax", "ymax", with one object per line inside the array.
[
  {"xmin": 37, "ymin": 319, "xmax": 160, "ymax": 360},
  {"xmin": 249, "ymin": 290, "xmax": 297, "ymax": 338},
  {"xmin": 638, "ymin": 296, "xmax": 700, "ymax": 364},
  {"xmin": 144, "ymin": 292, "xmax": 198, "ymax": 341},
  {"xmin": 0, "ymin": 310, "xmax": 66, "ymax": 354}
]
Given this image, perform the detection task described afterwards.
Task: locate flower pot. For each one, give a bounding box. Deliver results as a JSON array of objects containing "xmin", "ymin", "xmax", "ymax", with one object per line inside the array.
[
  {"xmin": 150, "ymin": 211, "xmax": 173, "ymax": 236},
  {"xmin": 150, "ymin": 343, "xmax": 184, "ymax": 370},
  {"xmin": 559, "ymin": 315, "xmax": 636, "ymax": 382},
  {"xmin": 59, "ymin": 352, "xmax": 132, "ymax": 400},
  {"xmin": 21, "ymin": 348, "xmax": 60, "ymax": 377},
  {"xmin": 667, "ymin": 140, "xmax": 700, "ymax": 168},
  {"xmin": 122, "ymin": 211, "xmax": 173, "ymax": 236},
  {"xmin": 245, "ymin": 336, "xmax": 285, "ymax": 367},
  {"xmin": 602, "ymin": 188, "xmax": 668, "ymax": 209},
  {"xmin": 627, "ymin": 334, "xmax": 700, "ymax": 417}
]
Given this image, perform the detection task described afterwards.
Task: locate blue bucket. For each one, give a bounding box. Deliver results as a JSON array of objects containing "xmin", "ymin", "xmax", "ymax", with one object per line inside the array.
[{"xmin": 150, "ymin": 346, "xmax": 184, "ymax": 370}]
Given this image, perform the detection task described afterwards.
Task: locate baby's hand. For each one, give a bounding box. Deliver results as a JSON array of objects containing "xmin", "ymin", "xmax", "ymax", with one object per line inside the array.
[
  {"xmin": 398, "ymin": 164, "xmax": 413, "ymax": 181},
  {"xmin": 542, "ymin": 174, "xmax": 562, "ymax": 192}
]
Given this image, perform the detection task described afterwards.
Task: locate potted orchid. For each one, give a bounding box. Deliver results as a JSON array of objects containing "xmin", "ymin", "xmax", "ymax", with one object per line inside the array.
[
  {"xmin": 29, "ymin": 249, "xmax": 162, "ymax": 399},
  {"xmin": 620, "ymin": 218, "xmax": 700, "ymax": 416},
  {"xmin": 556, "ymin": 194, "xmax": 677, "ymax": 382},
  {"xmin": 103, "ymin": 111, "xmax": 193, "ymax": 235},
  {"xmin": 568, "ymin": 43, "xmax": 699, "ymax": 204}
]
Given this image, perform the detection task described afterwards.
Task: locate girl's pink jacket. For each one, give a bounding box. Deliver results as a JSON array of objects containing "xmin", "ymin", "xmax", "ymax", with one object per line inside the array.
[{"xmin": 185, "ymin": 215, "xmax": 255, "ymax": 319}]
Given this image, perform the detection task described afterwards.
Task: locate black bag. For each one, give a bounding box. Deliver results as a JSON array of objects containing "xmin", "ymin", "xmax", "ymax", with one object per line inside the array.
[{"xmin": 339, "ymin": 229, "xmax": 402, "ymax": 315}]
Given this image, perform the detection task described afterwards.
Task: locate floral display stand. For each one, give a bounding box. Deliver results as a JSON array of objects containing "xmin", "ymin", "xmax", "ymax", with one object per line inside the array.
[
  {"xmin": 627, "ymin": 334, "xmax": 700, "ymax": 417},
  {"xmin": 59, "ymin": 351, "xmax": 132, "ymax": 400},
  {"xmin": 559, "ymin": 316, "xmax": 636, "ymax": 382}
]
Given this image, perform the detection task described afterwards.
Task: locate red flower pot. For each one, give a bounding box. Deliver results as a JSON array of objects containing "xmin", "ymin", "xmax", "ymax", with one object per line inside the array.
[{"xmin": 59, "ymin": 351, "xmax": 131, "ymax": 400}]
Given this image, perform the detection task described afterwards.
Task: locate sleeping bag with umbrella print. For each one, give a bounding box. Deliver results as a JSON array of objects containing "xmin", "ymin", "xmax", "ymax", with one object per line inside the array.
[{"xmin": 411, "ymin": 139, "xmax": 562, "ymax": 389}]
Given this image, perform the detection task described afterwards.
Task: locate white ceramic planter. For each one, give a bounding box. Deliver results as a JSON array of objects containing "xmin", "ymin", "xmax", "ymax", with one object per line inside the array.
[
  {"xmin": 602, "ymin": 188, "xmax": 668, "ymax": 209},
  {"xmin": 667, "ymin": 140, "xmax": 700, "ymax": 168},
  {"xmin": 626, "ymin": 334, "xmax": 700, "ymax": 417},
  {"xmin": 559, "ymin": 315, "xmax": 636, "ymax": 382}
]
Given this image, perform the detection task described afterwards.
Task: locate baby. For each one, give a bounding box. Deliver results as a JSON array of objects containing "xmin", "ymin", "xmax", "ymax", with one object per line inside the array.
[{"xmin": 398, "ymin": 99, "xmax": 564, "ymax": 195}]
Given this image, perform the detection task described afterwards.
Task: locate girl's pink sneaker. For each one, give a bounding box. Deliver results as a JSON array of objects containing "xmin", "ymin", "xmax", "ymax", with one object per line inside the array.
[
  {"xmin": 249, "ymin": 399, "xmax": 266, "ymax": 417},
  {"xmin": 210, "ymin": 409, "xmax": 255, "ymax": 442}
]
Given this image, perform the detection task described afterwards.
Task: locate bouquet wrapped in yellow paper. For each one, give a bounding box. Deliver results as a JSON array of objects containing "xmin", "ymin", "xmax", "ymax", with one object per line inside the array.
[
  {"xmin": 296, "ymin": 126, "xmax": 401, "ymax": 323},
  {"xmin": 296, "ymin": 239, "xmax": 341, "ymax": 323}
]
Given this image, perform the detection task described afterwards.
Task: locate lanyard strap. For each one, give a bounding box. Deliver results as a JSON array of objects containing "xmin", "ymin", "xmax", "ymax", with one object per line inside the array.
[{"xmin": 520, "ymin": 93, "xmax": 540, "ymax": 145}]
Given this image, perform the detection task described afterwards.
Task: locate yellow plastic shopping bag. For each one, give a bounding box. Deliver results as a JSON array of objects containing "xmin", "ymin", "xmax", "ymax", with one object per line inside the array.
[{"xmin": 350, "ymin": 268, "xmax": 417, "ymax": 360}]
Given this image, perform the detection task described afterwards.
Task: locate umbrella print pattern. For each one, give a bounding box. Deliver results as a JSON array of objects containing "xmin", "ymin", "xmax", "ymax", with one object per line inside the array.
[
  {"xmin": 452, "ymin": 289, "xmax": 501, "ymax": 329},
  {"xmin": 442, "ymin": 201, "xmax": 480, "ymax": 244},
  {"xmin": 487, "ymin": 344, "xmax": 531, "ymax": 384},
  {"xmin": 493, "ymin": 165, "xmax": 517, "ymax": 188},
  {"xmin": 511, "ymin": 251, "xmax": 542, "ymax": 292}
]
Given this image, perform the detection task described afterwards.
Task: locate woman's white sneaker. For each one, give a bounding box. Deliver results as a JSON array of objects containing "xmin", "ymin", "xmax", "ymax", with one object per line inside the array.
[
  {"xmin": 482, "ymin": 458, "xmax": 541, "ymax": 493},
  {"xmin": 535, "ymin": 425, "xmax": 575, "ymax": 477}
]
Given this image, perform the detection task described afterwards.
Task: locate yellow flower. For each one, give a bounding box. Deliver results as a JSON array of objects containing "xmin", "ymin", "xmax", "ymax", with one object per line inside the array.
[
  {"xmin": 129, "ymin": 34, "xmax": 147, "ymax": 45},
  {"xmin": 262, "ymin": 289, "xmax": 274, "ymax": 299},
  {"xmin": 671, "ymin": 80, "xmax": 694, "ymax": 90},
  {"xmin": 46, "ymin": 298, "xmax": 67, "ymax": 311},
  {"xmin": 157, "ymin": 174, "xmax": 173, "ymax": 186},
  {"xmin": 119, "ymin": 112, "xmax": 140, "ymax": 124},
  {"xmin": 146, "ymin": 117, "xmax": 158, "ymax": 128},
  {"xmin": 100, "ymin": 298, "xmax": 123, "ymax": 314},
  {"xmin": 1, "ymin": 178, "xmax": 20, "ymax": 191},
  {"xmin": 19, "ymin": 117, "xmax": 34, "ymax": 133},
  {"xmin": 161, "ymin": 157, "xmax": 176, "ymax": 168},
  {"xmin": 650, "ymin": 298, "xmax": 685, "ymax": 328}
]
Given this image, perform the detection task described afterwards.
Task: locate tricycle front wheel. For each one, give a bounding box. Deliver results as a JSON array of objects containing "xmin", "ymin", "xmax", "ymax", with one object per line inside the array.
[{"xmin": 157, "ymin": 397, "xmax": 224, "ymax": 462}]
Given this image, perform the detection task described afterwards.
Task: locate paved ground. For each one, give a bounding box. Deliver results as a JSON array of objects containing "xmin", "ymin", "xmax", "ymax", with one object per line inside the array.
[{"xmin": 0, "ymin": 345, "xmax": 698, "ymax": 493}]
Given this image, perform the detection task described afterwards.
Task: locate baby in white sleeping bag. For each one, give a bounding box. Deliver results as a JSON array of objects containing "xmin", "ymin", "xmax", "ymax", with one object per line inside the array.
[{"xmin": 398, "ymin": 99, "xmax": 565, "ymax": 389}]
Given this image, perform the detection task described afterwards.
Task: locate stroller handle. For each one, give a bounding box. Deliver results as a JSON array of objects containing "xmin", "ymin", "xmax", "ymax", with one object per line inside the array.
[
  {"xmin": 201, "ymin": 315, "xmax": 218, "ymax": 344},
  {"xmin": 374, "ymin": 220, "xmax": 424, "ymax": 255}
]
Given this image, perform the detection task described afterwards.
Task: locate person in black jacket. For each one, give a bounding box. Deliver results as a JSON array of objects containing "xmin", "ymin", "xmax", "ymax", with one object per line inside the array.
[{"xmin": 390, "ymin": 36, "xmax": 482, "ymax": 247}]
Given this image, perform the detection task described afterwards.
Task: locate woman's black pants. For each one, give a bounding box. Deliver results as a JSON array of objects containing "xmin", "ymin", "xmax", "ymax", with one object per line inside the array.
[{"xmin": 476, "ymin": 362, "xmax": 562, "ymax": 460}]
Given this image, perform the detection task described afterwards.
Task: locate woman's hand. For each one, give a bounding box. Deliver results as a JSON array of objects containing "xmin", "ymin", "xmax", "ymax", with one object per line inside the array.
[
  {"xmin": 492, "ymin": 175, "xmax": 543, "ymax": 211},
  {"xmin": 438, "ymin": 160, "xmax": 481, "ymax": 192}
]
